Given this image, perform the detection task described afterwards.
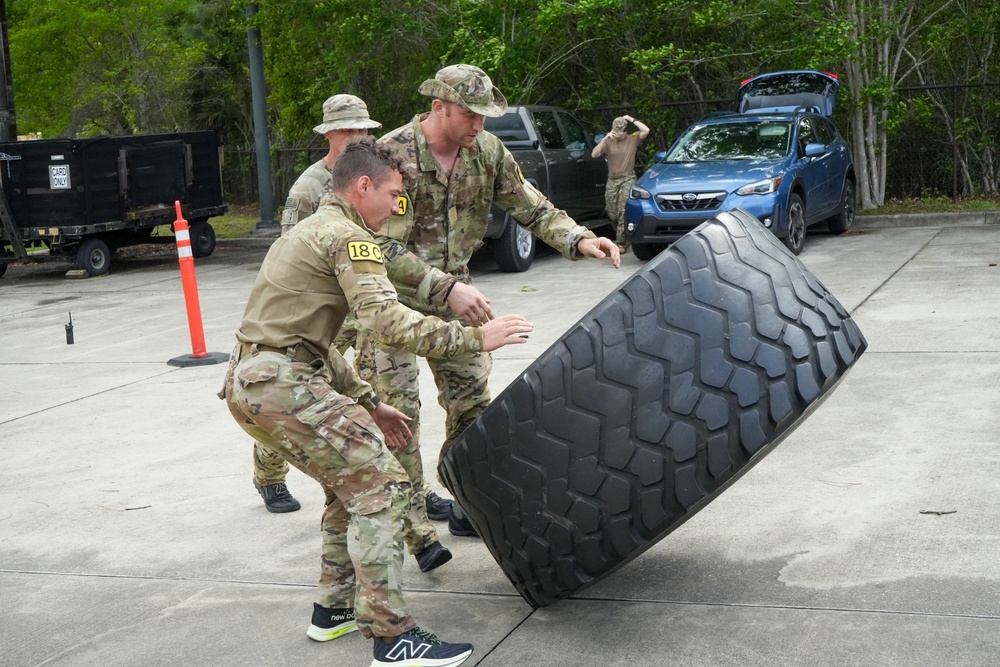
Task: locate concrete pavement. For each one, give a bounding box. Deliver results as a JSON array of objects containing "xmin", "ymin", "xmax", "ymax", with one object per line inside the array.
[{"xmin": 2, "ymin": 218, "xmax": 999, "ymax": 666}]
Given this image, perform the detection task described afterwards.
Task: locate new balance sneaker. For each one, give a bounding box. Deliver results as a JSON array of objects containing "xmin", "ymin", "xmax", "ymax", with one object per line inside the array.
[
  {"xmin": 415, "ymin": 541, "xmax": 452, "ymax": 573},
  {"xmin": 371, "ymin": 628, "xmax": 473, "ymax": 667},
  {"xmin": 253, "ymin": 478, "xmax": 301, "ymax": 513},
  {"xmin": 306, "ymin": 603, "xmax": 358, "ymax": 642},
  {"xmin": 425, "ymin": 492, "xmax": 453, "ymax": 521},
  {"xmin": 447, "ymin": 506, "xmax": 478, "ymax": 538}
]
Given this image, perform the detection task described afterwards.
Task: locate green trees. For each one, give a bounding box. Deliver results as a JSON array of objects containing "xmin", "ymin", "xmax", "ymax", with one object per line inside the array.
[{"xmin": 8, "ymin": 0, "xmax": 998, "ymax": 206}]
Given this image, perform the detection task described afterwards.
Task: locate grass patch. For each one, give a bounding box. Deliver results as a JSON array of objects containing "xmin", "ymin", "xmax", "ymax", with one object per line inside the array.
[
  {"xmin": 211, "ymin": 204, "xmax": 266, "ymax": 239},
  {"xmin": 861, "ymin": 196, "xmax": 1000, "ymax": 216}
]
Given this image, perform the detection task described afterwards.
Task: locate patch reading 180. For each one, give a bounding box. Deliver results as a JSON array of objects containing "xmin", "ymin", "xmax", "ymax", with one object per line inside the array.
[{"xmin": 347, "ymin": 241, "xmax": 384, "ymax": 264}]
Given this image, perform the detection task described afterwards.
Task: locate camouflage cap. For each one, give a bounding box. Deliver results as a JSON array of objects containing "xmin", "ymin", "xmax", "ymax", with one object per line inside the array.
[
  {"xmin": 313, "ymin": 94, "xmax": 382, "ymax": 134},
  {"xmin": 612, "ymin": 117, "xmax": 628, "ymax": 133},
  {"xmin": 417, "ymin": 64, "xmax": 508, "ymax": 117}
]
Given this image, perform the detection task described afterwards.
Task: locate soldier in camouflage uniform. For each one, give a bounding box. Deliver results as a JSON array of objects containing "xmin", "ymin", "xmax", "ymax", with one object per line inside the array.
[
  {"xmin": 253, "ymin": 95, "xmax": 382, "ymax": 514},
  {"xmin": 223, "ymin": 138, "xmax": 531, "ymax": 665},
  {"xmin": 366, "ymin": 64, "xmax": 621, "ymax": 538},
  {"xmin": 592, "ymin": 114, "xmax": 650, "ymax": 254}
]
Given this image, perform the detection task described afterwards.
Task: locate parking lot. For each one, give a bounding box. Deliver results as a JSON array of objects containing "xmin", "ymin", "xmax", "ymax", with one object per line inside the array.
[{"xmin": 2, "ymin": 219, "xmax": 999, "ymax": 666}]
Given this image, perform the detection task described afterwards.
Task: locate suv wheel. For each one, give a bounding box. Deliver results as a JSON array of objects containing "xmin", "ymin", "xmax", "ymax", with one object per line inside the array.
[
  {"xmin": 783, "ymin": 193, "xmax": 806, "ymax": 255},
  {"xmin": 827, "ymin": 179, "xmax": 855, "ymax": 234},
  {"xmin": 632, "ymin": 242, "xmax": 666, "ymax": 261}
]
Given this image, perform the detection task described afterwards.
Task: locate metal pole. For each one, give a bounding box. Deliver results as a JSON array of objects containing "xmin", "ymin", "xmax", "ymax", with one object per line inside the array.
[
  {"xmin": 246, "ymin": 3, "xmax": 277, "ymax": 233},
  {"xmin": 0, "ymin": 0, "xmax": 17, "ymax": 142}
]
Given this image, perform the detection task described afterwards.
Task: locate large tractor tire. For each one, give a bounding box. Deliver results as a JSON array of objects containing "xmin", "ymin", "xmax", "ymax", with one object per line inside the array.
[{"xmin": 439, "ymin": 208, "xmax": 867, "ymax": 608}]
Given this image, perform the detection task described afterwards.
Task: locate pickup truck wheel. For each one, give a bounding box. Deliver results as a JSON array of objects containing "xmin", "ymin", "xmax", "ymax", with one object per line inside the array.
[
  {"xmin": 492, "ymin": 216, "xmax": 535, "ymax": 272},
  {"xmin": 439, "ymin": 207, "xmax": 868, "ymax": 608},
  {"xmin": 77, "ymin": 239, "xmax": 111, "ymax": 276},
  {"xmin": 632, "ymin": 242, "xmax": 666, "ymax": 261},
  {"xmin": 189, "ymin": 220, "xmax": 216, "ymax": 258},
  {"xmin": 0, "ymin": 248, "xmax": 11, "ymax": 278}
]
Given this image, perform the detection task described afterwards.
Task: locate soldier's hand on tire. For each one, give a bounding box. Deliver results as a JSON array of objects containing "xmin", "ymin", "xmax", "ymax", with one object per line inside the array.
[
  {"xmin": 371, "ymin": 403, "xmax": 413, "ymax": 449},
  {"xmin": 578, "ymin": 237, "xmax": 621, "ymax": 268},
  {"xmin": 481, "ymin": 314, "xmax": 534, "ymax": 351},
  {"xmin": 448, "ymin": 282, "xmax": 494, "ymax": 325}
]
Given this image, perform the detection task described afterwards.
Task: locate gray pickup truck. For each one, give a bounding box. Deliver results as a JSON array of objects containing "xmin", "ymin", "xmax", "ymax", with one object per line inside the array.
[{"xmin": 482, "ymin": 105, "xmax": 609, "ymax": 272}]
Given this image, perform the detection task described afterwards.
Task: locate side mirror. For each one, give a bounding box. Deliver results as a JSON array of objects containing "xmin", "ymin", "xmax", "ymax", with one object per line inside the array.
[
  {"xmin": 654, "ymin": 150, "xmax": 668, "ymax": 163},
  {"xmin": 804, "ymin": 143, "xmax": 827, "ymax": 158}
]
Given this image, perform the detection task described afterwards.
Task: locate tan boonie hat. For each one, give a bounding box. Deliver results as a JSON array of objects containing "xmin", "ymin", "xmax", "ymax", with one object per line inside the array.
[
  {"xmin": 612, "ymin": 117, "xmax": 629, "ymax": 133},
  {"xmin": 418, "ymin": 64, "xmax": 508, "ymax": 117},
  {"xmin": 313, "ymin": 94, "xmax": 382, "ymax": 134}
]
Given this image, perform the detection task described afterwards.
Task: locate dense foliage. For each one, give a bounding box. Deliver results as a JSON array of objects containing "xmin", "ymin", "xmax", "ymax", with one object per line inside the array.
[{"xmin": 8, "ymin": 0, "xmax": 1000, "ymax": 205}]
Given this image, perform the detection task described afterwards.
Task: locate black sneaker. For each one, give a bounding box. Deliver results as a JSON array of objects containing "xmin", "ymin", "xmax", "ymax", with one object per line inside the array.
[
  {"xmin": 372, "ymin": 628, "xmax": 472, "ymax": 667},
  {"xmin": 306, "ymin": 603, "xmax": 358, "ymax": 642},
  {"xmin": 253, "ymin": 478, "xmax": 301, "ymax": 513},
  {"xmin": 447, "ymin": 507, "xmax": 478, "ymax": 538},
  {"xmin": 425, "ymin": 492, "xmax": 453, "ymax": 521},
  {"xmin": 415, "ymin": 541, "xmax": 452, "ymax": 573}
]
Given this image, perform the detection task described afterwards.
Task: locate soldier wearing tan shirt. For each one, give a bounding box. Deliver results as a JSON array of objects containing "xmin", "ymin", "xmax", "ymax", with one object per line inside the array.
[
  {"xmin": 223, "ymin": 137, "xmax": 530, "ymax": 666},
  {"xmin": 254, "ymin": 94, "xmax": 382, "ymax": 515},
  {"xmin": 592, "ymin": 114, "xmax": 651, "ymax": 253}
]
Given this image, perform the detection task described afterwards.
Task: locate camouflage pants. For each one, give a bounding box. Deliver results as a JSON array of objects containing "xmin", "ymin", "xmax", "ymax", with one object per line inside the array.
[
  {"xmin": 356, "ymin": 324, "xmax": 491, "ymax": 527},
  {"xmin": 224, "ymin": 347, "xmax": 415, "ymax": 639},
  {"xmin": 605, "ymin": 174, "xmax": 636, "ymax": 247},
  {"xmin": 252, "ymin": 325, "xmax": 360, "ymax": 485}
]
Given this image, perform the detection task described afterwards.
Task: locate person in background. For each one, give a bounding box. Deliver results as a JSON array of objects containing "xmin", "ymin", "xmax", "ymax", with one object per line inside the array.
[{"xmin": 592, "ymin": 114, "xmax": 650, "ymax": 254}]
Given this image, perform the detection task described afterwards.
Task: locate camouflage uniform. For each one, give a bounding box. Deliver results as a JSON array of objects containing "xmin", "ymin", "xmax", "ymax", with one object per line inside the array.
[
  {"xmin": 256, "ymin": 95, "xmax": 384, "ymax": 491},
  {"xmin": 366, "ymin": 65, "xmax": 599, "ymax": 491},
  {"xmin": 224, "ymin": 195, "xmax": 478, "ymax": 638}
]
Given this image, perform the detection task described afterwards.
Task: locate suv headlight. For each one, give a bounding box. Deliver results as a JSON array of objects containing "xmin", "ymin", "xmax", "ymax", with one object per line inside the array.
[
  {"xmin": 736, "ymin": 176, "xmax": 783, "ymax": 196},
  {"xmin": 630, "ymin": 185, "xmax": 652, "ymax": 200}
]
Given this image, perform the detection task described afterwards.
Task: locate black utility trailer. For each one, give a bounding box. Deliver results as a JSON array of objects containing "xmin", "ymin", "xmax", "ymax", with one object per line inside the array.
[{"xmin": 0, "ymin": 131, "xmax": 227, "ymax": 277}]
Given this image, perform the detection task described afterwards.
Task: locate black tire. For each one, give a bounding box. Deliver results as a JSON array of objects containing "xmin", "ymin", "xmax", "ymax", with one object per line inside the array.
[
  {"xmin": 439, "ymin": 208, "xmax": 867, "ymax": 608},
  {"xmin": 783, "ymin": 193, "xmax": 806, "ymax": 255},
  {"xmin": 189, "ymin": 220, "xmax": 216, "ymax": 258},
  {"xmin": 0, "ymin": 247, "xmax": 10, "ymax": 278},
  {"xmin": 827, "ymin": 178, "xmax": 855, "ymax": 234},
  {"xmin": 0, "ymin": 262, "xmax": 7, "ymax": 278},
  {"xmin": 492, "ymin": 215, "xmax": 535, "ymax": 272},
  {"xmin": 631, "ymin": 242, "xmax": 666, "ymax": 261},
  {"xmin": 77, "ymin": 238, "xmax": 111, "ymax": 276}
]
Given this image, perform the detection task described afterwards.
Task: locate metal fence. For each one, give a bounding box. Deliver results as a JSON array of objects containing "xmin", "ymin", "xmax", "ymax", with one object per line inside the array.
[{"xmin": 222, "ymin": 82, "xmax": 1000, "ymax": 208}]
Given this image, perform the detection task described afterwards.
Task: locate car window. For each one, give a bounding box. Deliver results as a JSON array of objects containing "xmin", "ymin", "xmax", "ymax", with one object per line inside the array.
[
  {"xmin": 814, "ymin": 118, "xmax": 836, "ymax": 144},
  {"xmin": 666, "ymin": 121, "xmax": 791, "ymax": 162},
  {"xmin": 556, "ymin": 111, "xmax": 588, "ymax": 151},
  {"xmin": 798, "ymin": 118, "xmax": 819, "ymax": 155},
  {"xmin": 483, "ymin": 113, "xmax": 530, "ymax": 142},
  {"xmin": 532, "ymin": 111, "xmax": 565, "ymax": 150}
]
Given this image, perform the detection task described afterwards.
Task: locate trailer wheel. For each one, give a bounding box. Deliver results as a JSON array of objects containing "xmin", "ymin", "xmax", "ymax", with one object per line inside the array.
[
  {"xmin": 492, "ymin": 214, "xmax": 535, "ymax": 272},
  {"xmin": 439, "ymin": 207, "xmax": 868, "ymax": 608},
  {"xmin": 189, "ymin": 220, "xmax": 216, "ymax": 258},
  {"xmin": 77, "ymin": 239, "xmax": 111, "ymax": 276}
]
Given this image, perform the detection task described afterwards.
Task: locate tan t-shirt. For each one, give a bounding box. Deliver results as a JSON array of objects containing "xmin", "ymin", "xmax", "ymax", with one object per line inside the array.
[{"xmin": 604, "ymin": 132, "xmax": 641, "ymax": 178}]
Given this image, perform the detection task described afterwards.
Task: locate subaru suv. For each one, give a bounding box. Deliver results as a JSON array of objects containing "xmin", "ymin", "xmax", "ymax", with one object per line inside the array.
[{"xmin": 625, "ymin": 71, "xmax": 855, "ymax": 258}]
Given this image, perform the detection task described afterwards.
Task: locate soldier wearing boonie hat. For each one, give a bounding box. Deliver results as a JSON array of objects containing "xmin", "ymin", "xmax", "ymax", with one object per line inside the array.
[
  {"xmin": 416, "ymin": 64, "xmax": 508, "ymax": 118},
  {"xmin": 251, "ymin": 94, "xmax": 382, "ymax": 516},
  {"xmin": 357, "ymin": 64, "xmax": 622, "ymax": 543}
]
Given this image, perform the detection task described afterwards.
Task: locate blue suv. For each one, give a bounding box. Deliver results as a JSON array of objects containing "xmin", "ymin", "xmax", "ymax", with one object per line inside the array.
[{"xmin": 625, "ymin": 71, "xmax": 855, "ymax": 258}]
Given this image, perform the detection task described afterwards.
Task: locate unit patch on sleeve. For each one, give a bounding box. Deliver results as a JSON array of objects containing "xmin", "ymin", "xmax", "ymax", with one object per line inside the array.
[
  {"xmin": 347, "ymin": 241, "xmax": 384, "ymax": 264},
  {"xmin": 395, "ymin": 195, "xmax": 409, "ymax": 215}
]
